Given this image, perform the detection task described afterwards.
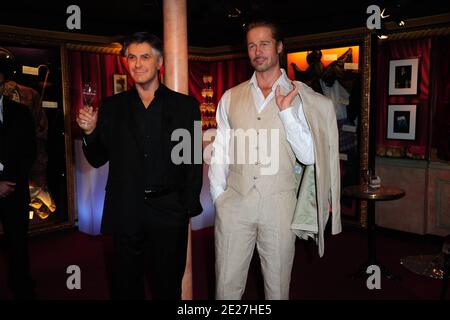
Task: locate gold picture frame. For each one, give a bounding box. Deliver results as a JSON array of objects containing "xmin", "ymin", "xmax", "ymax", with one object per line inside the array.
[{"xmin": 113, "ymin": 74, "xmax": 127, "ymax": 95}]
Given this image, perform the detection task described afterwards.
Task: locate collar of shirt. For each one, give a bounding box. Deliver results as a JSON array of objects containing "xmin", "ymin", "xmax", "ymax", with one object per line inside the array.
[
  {"xmin": 131, "ymin": 83, "xmax": 168, "ymax": 96},
  {"xmin": 248, "ymin": 69, "xmax": 292, "ymax": 114},
  {"xmin": 0, "ymin": 95, "xmax": 3, "ymax": 123},
  {"xmin": 131, "ymin": 83, "xmax": 167, "ymax": 108}
]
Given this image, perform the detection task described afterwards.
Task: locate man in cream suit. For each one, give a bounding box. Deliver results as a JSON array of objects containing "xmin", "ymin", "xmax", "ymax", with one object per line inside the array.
[{"xmin": 209, "ymin": 21, "xmax": 341, "ymax": 300}]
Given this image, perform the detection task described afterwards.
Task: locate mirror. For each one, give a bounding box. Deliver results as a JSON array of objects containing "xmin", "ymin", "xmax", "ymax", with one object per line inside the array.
[
  {"xmin": 285, "ymin": 30, "xmax": 372, "ymax": 227},
  {"xmin": 0, "ymin": 29, "xmax": 75, "ymax": 234}
]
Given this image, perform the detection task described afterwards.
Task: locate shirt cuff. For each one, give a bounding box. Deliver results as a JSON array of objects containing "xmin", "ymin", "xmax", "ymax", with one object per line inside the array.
[
  {"xmin": 82, "ymin": 130, "xmax": 98, "ymax": 147},
  {"xmin": 210, "ymin": 186, "xmax": 225, "ymax": 203}
]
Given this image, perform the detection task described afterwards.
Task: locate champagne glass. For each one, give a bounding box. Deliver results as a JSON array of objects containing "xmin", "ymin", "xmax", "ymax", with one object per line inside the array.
[
  {"xmin": 80, "ymin": 82, "xmax": 97, "ymax": 130},
  {"xmin": 82, "ymin": 82, "xmax": 97, "ymax": 110}
]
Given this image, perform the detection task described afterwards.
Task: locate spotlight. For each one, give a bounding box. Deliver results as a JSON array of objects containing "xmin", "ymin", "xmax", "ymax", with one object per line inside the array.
[
  {"xmin": 377, "ymin": 25, "xmax": 389, "ymax": 40},
  {"xmin": 228, "ymin": 7, "xmax": 241, "ymax": 19},
  {"xmin": 380, "ymin": 8, "xmax": 390, "ymax": 19}
]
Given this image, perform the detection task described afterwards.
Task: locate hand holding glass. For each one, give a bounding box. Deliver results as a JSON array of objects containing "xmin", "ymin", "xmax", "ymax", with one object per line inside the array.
[{"xmin": 79, "ymin": 83, "xmax": 98, "ymax": 133}]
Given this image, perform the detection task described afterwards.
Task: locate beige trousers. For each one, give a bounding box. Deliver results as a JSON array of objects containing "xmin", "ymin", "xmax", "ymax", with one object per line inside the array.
[{"xmin": 214, "ymin": 187, "xmax": 297, "ymax": 300}]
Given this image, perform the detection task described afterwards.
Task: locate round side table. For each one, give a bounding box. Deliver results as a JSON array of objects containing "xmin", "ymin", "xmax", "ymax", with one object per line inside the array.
[{"xmin": 343, "ymin": 185, "xmax": 405, "ymax": 280}]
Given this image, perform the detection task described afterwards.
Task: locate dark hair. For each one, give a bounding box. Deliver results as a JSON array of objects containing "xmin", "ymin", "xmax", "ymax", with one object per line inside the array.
[
  {"xmin": 123, "ymin": 32, "xmax": 163, "ymax": 57},
  {"xmin": 244, "ymin": 20, "xmax": 284, "ymax": 44}
]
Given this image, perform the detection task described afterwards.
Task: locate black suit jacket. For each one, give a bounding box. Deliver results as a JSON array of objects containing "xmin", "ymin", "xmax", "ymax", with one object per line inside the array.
[
  {"xmin": 0, "ymin": 97, "xmax": 36, "ymax": 208},
  {"xmin": 82, "ymin": 85, "xmax": 203, "ymax": 234}
]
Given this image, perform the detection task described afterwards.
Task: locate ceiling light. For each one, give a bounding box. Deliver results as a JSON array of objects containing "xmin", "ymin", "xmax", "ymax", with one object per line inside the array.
[
  {"xmin": 228, "ymin": 7, "xmax": 241, "ymax": 19},
  {"xmin": 380, "ymin": 8, "xmax": 390, "ymax": 19}
]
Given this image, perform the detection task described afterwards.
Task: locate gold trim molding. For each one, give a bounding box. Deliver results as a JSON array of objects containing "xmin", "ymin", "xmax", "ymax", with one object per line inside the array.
[
  {"xmin": 66, "ymin": 43, "xmax": 123, "ymax": 55},
  {"xmin": 0, "ymin": 24, "xmax": 118, "ymax": 45}
]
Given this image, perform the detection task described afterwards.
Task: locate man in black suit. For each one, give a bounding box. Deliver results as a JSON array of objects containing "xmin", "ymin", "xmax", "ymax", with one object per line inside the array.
[
  {"xmin": 77, "ymin": 32, "xmax": 203, "ymax": 300},
  {"xmin": 0, "ymin": 67, "xmax": 37, "ymax": 299}
]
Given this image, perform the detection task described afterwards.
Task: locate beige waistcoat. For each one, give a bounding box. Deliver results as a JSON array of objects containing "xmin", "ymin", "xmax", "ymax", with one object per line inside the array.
[{"xmin": 227, "ymin": 81, "xmax": 297, "ymax": 197}]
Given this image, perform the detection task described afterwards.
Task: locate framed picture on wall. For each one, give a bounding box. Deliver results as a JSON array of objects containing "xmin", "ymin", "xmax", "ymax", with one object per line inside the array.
[
  {"xmin": 388, "ymin": 58, "xmax": 419, "ymax": 95},
  {"xmin": 387, "ymin": 104, "xmax": 417, "ymax": 140},
  {"xmin": 113, "ymin": 74, "xmax": 127, "ymax": 94}
]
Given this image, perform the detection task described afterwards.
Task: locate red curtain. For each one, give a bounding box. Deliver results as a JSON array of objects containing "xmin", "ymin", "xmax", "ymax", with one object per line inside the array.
[
  {"xmin": 68, "ymin": 51, "xmax": 132, "ymax": 137},
  {"xmin": 188, "ymin": 58, "xmax": 252, "ymax": 106},
  {"xmin": 375, "ymin": 38, "xmax": 431, "ymax": 159},
  {"xmin": 430, "ymin": 36, "xmax": 450, "ymax": 161}
]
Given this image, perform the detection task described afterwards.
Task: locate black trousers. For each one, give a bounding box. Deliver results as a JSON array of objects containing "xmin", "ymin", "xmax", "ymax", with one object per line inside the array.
[
  {"xmin": 0, "ymin": 197, "xmax": 34, "ymax": 299},
  {"xmin": 112, "ymin": 193, "xmax": 189, "ymax": 300}
]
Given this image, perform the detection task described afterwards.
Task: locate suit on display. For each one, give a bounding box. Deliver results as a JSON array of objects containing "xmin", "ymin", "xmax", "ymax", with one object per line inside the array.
[{"xmin": 0, "ymin": 95, "xmax": 37, "ymax": 299}]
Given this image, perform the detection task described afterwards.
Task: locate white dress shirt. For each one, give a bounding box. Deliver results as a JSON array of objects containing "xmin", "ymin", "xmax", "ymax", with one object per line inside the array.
[
  {"xmin": 319, "ymin": 79, "xmax": 350, "ymax": 121},
  {"xmin": 208, "ymin": 69, "xmax": 315, "ymax": 202}
]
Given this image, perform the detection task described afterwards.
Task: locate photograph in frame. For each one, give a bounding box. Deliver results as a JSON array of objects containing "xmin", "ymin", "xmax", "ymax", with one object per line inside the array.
[
  {"xmin": 113, "ymin": 74, "xmax": 127, "ymax": 95},
  {"xmin": 387, "ymin": 104, "xmax": 417, "ymax": 140},
  {"xmin": 388, "ymin": 58, "xmax": 419, "ymax": 95}
]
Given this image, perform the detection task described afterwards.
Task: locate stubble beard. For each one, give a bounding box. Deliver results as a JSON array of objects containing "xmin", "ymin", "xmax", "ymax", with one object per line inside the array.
[{"xmin": 133, "ymin": 72, "xmax": 158, "ymax": 89}]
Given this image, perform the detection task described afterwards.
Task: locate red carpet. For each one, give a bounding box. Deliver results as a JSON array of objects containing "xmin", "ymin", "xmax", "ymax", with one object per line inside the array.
[{"xmin": 0, "ymin": 226, "xmax": 445, "ymax": 300}]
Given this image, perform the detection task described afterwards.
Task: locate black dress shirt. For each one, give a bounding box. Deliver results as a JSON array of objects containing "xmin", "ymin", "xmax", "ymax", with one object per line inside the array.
[{"xmin": 131, "ymin": 85, "xmax": 165, "ymax": 191}]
